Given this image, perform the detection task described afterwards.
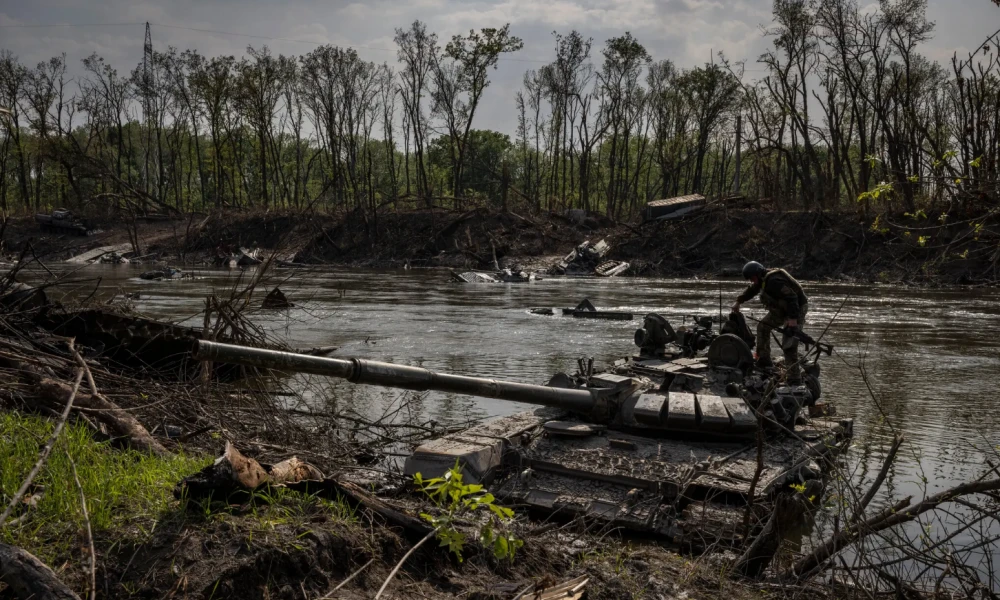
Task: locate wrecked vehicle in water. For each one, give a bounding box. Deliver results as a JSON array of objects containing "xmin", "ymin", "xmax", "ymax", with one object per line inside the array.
[
  {"xmin": 531, "ymin": 298, "xmax": 634, "ymax": 321},
  {"xmin": 194, "ymin": 309, "xmax": 847, "ymax": 548},
  {"xmin": 451, "ymin": 268, "xmax": 537, "ymax": 283},
  {"xmin": 140, "ymin": 266, "xmax": 183, "ymax": 281},
  {"xmin": 552, "ymin": 239, "xmax": 629, "ymax": 277}
]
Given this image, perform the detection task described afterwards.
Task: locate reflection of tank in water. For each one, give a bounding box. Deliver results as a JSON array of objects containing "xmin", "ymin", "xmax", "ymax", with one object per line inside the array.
[
  {"xmin": 195, "ymin": 313, "xmax": 847, "ymax": 547},
  {"xmin": 34, "ymin": 209, "xmax": 96, "ymax": 236}
]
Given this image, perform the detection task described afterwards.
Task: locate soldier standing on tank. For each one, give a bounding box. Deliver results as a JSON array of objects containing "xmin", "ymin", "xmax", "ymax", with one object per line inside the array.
[{"xmin": 731, "ymin": 261, "xmax": 808, "ymax": 384}]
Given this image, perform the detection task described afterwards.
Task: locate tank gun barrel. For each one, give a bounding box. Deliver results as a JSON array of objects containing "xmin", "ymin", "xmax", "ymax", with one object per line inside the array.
[{"xmin": 195, "ymin": 340, "xmax": 598, "ymax": 413}]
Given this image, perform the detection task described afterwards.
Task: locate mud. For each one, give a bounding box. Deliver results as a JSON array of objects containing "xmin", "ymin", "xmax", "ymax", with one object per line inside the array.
[
  {"xmin": 85, "ymin": 497, "xmax": 782, "ymax": 600},
  {"xmin": 4, "ymin": 206, "xmax": 996, "ymax": 285}
]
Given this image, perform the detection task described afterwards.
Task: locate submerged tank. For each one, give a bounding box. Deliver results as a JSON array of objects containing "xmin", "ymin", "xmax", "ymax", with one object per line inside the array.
[{"xmin": 194, "ymin": 311, "xmax": 851, "ymax": 547}]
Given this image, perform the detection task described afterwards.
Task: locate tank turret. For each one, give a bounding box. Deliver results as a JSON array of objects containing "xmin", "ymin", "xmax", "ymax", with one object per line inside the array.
[{"xmin": 196, "ymin": 339, "xmax": 762, "ymax": 439}]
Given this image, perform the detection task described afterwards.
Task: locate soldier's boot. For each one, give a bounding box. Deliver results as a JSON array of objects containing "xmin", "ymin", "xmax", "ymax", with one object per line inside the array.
[
  {"xmin": 755, "ymin": 354, "xmax": 775, "ymax": 369},
  {"xmin": 782, "ymin": 336, "xmax": 802, "ymax": 385}
]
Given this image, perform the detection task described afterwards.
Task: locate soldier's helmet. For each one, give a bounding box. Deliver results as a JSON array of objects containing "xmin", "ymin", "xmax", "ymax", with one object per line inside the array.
[{"xmin": 742, "ymin": 261, "xmax": 766, "ymax": 280}]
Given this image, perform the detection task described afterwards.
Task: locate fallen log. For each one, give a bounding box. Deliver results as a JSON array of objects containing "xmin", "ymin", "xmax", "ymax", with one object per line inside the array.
[
  {"xmin": 0, "ymin": 542, "xmax": 81, "ymax": 600},
  {"xmin": 36, "ymin": 378, "xmax": 169, "ymax": 457}
]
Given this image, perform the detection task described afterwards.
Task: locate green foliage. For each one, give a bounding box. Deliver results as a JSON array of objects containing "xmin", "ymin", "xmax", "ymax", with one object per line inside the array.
[
  {"xmin": 933, "ymin": 150, "xmax": 958, "ymax": 169},
  {"xmin": 969, "ymin": 155, "xmax": 982, "ymax": 168},
  {"xmin": 869, "ymin": 214, "xmax": 890, "ymax": 235},
  {"xmin": 865, "ymin": 154, "xmax": 880, "ymax": 168},
  {"xmin": 0, "ymin": 412, "xmax": 210, "ymax": 563},
  {"xmin": 903, "ymin": 209, "xmax": 927, "ymax": 220},
  {"xmin": 917, "ymin": 235, "xmax": 931, "ymax": 247},
  {"xmin": 858, "ymin": 181, "xmax": 894, "ymax": 203},
  {"xmin": 788, "ymin": 481, "xmax": 816, "ymax": 503},
  {"xmin": 413, "ymin": 463, "xmax": 521, "ymax": 562}
]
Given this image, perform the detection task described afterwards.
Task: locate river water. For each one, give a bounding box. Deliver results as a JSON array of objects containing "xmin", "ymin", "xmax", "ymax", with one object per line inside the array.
[{"xmin": 30, "ymin": 263, "xmax": 1000, "ymax": 577}]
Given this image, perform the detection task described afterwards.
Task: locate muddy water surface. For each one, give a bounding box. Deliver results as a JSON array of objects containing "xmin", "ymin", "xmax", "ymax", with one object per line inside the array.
[{"xmin": 37, "ymin": 264, "xmax": 1000, "ymax": 521}]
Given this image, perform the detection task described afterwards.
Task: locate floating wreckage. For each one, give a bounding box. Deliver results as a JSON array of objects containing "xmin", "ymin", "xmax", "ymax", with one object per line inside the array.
[
  {"xmin": 214, "ymin": 247, "xmax": 263, "ymax": 268},
  {"xmin": 139, "ymin": 266, "xmax": 183, "ymax": 281},
  {"xmin": 531, "ymin": 298, "xmax": 634, "ymax": 321},
  {"xmin": 261, "ymin": 287, "xmax": 294, "ymax": 309},
  {"xmin": 98, "ymin": 250, "xmax": 159, "ymax": 265},
  {"xmin": 195, "ymin": 310, "xmax": 847, "ymax": 548},
  {"xmin": 552, "ymin": 239, "xmax": 629, "ymax": 277},
  {"xmin": 594, "ymin": 259, "xmax": 629, "ymax": 277},
  {"xmin": 451, "ymin": 268, "xmax": 537, "ymax": 284},
  {"xmin": 99, "ymin": 251, "xmax": 130, "ymax": 265}
]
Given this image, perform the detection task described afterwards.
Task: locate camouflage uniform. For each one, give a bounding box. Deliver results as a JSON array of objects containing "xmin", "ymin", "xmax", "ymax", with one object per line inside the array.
[{"xmin": 737, "ymin": 268, "xmax": 809, "ymax": 382}]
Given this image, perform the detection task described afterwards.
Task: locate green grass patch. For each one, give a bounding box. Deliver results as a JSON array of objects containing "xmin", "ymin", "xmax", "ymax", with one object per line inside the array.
[{"xmin": 0, "ymin": 411, "xmax": 211, "ymax": 562}]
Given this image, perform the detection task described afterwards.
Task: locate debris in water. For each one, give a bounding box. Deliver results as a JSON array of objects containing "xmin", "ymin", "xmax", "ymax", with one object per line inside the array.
[
  {"xmin": 552, "ymin": 239, "xmax": 610, "ymax": 275},
  {"xmin": 139, "ymin": 266, "xmax": 182, "ymax": 281},
  {"xmin": 262, "ymin": 287, "xmax": 293, "ymax": 309},
  {"xmin": 451, "ymin": 268, "xmax": 537, "ymax": 283},
  {"xmin": 237, "ymin": 247, "xmax": 262, "ymax": 266},
  {"xmin": 99, "ymin": 251, "xmax": 130, "ymax": 265},
  {"xmin": 547, "ymin": 298, "xmax": 634, "ymax": 320}
]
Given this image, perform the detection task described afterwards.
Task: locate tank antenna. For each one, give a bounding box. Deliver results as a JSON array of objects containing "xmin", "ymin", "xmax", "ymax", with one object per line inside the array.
[{"xmin": 718, "ymin": 282, "xmax": 723, "ymax": 333}]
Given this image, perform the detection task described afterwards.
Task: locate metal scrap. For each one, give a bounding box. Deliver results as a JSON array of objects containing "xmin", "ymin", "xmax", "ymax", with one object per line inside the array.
[
  {"xmin": 552, "ymin": 239, "xmax": 628, "ymax": 277},
  {"xmin": 452, "ymin": 269, "xmax": 536, "ymax": 284}
]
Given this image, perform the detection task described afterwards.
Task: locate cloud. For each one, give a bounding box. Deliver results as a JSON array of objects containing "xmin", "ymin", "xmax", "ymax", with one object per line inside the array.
[{"xmin": 1, "ymin": 0, "xmax": 997, "ymax": 135}]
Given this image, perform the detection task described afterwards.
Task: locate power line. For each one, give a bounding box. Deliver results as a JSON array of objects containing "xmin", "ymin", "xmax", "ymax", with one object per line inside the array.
[{"xmin": 0, "ymin": 22, "xmax": 143, "ymax": 28}]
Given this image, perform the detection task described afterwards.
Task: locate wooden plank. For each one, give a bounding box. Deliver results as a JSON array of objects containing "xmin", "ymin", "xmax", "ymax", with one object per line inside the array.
[
  {"xmin": 722, "ymin": 397, "xmax": 757, "ymax": 433},
  {"xmin": 665, "ymin": 392, "xmax": 698, "ymax": 429},
  {"xmin": 697, "ymin": 394, "xmax": 732, "ymax": 431}
]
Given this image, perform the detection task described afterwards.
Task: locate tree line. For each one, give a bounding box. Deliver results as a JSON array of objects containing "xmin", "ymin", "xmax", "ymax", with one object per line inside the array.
[{"xmin": 0, "ymin": 0, "xmax": 998, "ymax": 222}]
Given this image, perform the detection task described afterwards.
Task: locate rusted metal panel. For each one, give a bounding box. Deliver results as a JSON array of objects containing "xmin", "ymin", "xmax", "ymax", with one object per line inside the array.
[
  {"xmin": 723, "ymin": 397, "xmax": 757, "ymax": 433},
  {"xmin": 665, "ymin": 392, "xmax": 698, "ymax": 429},
  {"xmin": 697, "ymin": 394, "xmax": 732, "ymax": 431},
  {"xmin": 634, "ymin": 393, "xmax": 668, "ymax": 425}
]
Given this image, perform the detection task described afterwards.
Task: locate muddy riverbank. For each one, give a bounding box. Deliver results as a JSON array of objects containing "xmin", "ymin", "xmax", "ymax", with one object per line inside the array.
[{"xmin": 5, "ymin": 206, "xmax": 998, "ymax": 285}]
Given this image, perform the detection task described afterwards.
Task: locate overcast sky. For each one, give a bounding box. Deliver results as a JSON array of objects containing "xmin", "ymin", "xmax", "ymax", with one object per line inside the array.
[{"xmin": 1, "ymin": 0, "xmax": 997, "ymax": 134}]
